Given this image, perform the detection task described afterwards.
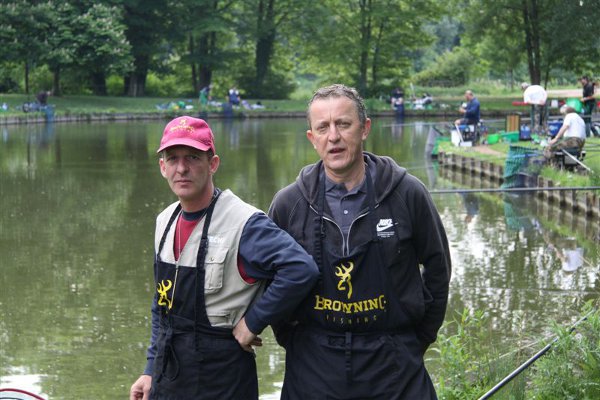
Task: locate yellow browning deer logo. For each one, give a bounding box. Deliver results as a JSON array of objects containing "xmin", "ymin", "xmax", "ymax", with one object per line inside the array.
[
  {"xmin": 335, "ymin": 261, "xmax": 354, "ymax": 299},
  {"xmin": 157, "ymin": 280, "xmax": 173, "ymax": 310}
]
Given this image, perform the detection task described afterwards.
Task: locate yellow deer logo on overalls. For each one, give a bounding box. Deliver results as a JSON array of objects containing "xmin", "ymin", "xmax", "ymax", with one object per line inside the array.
[
  {"xmin": 157, "ymin": 280, "xmax": 173, "ymax": 310},
  {"xmin": 335, "ymin": 261, "xmax": 354, "ymax": 299}
]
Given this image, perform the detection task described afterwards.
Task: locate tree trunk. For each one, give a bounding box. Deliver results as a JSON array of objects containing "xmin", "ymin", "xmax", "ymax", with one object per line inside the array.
[
  {"xmin": 24, "ymin": 61, "xmax": 30, "ymax": 95},
  {"xmin": 530, "ymin": 0, "xmax": 542, "ymax": 84},
  {"xmin": 126, "ymin": 55, "xmax": 149, "ymax": 97},
  {"xmin": 91, "ymin": 71, "xmax": 107, "ymax": 96},
  {"xmin": 194, "ymin": 31, "xmax": 216, "ymax": 93},
  {"xmin": 194, "ymin": 1, "xmax": 219, "ymax": 93},
  {"xmin": 254, "ymin": 0, "xmax": 277, "ymax": 96},
  {"xmin": 127, "ymin": 73, "xmax": 146, "ymax": 97},
  {"xmin": 53, "ymin": 67, "xmax": 61, "ymax": 96},
  {"xmin": 543, "ymin": 62, "xmax": 551, "ymax": 88},
  {"xmin": 199, "ymin": 63, "xmax": 212, "ymax": 92},
  {"xmin": 190, "ymin": 34, "xmax": 199, "ymax": 93},
  {"xmin": 370, "ymin": 17, "xmax": 387, "ymax": 93},
  {"xmin": 522, "ymin": 0, "xmax": 541, "ymax": 85},
  {"xmin": 358, "ymin": 0, "xmax": 372, "ymax": 96}
]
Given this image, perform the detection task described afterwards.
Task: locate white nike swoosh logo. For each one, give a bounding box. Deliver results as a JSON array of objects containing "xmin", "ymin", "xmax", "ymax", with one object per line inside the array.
[{"xmin": 376, "ymin": 223, "xmax": 393, "ymax": 232}]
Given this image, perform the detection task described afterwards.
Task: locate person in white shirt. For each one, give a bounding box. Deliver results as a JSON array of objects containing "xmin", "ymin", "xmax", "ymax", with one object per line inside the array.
[{"xmin": 544, "ymin": 105, "xmax": 586, "ymax": 159}]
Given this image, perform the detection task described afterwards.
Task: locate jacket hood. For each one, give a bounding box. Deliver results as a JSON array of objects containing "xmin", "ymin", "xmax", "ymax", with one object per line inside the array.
[{"xmin": 295, "ymin": 152, "xmax": 407, "ymax": 206}]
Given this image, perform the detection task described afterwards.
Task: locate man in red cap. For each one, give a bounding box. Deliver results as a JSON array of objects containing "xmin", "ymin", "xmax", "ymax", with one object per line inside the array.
[{"xmin": 130, "ymin": 116, "xmax": 319, "ymax": 399}]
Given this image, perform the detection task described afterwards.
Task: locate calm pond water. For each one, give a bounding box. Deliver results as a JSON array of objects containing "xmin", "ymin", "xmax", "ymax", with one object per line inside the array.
[{"xmin": 0, "ymin": 118, "xmax": 598, "ymax": 398}]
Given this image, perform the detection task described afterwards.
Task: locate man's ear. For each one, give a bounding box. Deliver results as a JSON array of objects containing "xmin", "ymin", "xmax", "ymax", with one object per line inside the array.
[
  {"xmin": 361, "ymin": 118, "xmax": 372, "ymax": 141},
  {"xmin": 209, "ymin": 154, "xmax": 220, "ymax": 175},
  {"xmin": 159, "ymin": 157, "xmax": 167, "ymax": 178},
  {"xmin": 307, "ymin": 130, "xmax": 316, "ymax": 149}
]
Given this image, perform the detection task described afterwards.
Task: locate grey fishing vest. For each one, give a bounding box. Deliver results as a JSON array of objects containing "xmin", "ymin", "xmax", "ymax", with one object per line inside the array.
[{"xmin": 154, "ymin": 189, "xmax": 265, "ymax": 328}]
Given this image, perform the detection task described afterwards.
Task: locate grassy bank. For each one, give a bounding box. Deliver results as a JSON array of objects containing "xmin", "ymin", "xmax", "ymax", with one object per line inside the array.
[
  {"xmin": 438, "ymin": 138, "xmax": 600, "ymax": 189},
  {"xmin": 434, "ymin": 302, "xmax": 600, "ymax": 399},
  {"xmin": 0, "ymin": 92, "xmax": 544, "ymax": 118},
  {"xmin": 1, "ymin": 81, "xmax": 585, "ymax": 117}
]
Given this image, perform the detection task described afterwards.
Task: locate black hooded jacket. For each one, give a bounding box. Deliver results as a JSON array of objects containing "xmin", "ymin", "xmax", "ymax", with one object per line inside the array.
[{"xmin": 268, "ymin": 152, "xmax": 451, "ymax": 347}]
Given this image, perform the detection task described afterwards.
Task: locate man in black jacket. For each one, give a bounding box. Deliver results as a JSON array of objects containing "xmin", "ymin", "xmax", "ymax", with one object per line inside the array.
[
  {"xmin": 580, "ymin": 76, "xmax": 596, "ymax": 137},
  {"xmin": 268, "ymin": 84, "xmax": 451, "ymax": 399}
]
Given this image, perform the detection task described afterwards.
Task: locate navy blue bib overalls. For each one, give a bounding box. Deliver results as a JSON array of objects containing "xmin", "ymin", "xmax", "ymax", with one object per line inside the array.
[
  {"xmin": 150, "ymin": 193, "xmax": 258, "ymax": 400},
  {"xmin": 281, "ymin": 171, "xmax": 437, "ymax": 400}
]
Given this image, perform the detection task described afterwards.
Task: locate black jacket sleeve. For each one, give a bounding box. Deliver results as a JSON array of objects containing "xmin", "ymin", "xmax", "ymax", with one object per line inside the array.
[{"xmin": 409, "ymin": 180, "xmax": 451, "ymax": 347}]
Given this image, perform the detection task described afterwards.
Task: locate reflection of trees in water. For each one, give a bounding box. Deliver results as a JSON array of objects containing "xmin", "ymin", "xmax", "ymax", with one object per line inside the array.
[
  {"xmin": 424, "ymin": 157, "xmax": 438, "ymax": 189},
  {"xmin": 222, "ymin": 118, "xmax": 240, "ymax": 150},
  {"xmin": 1, "ymin": 120, "xmax": 597, "ymax": 397},
  {"xmin": 254, "ymin": 332, "xmax": 286, "ymax": 398},
  {"xmin": 0, "ymin": 122, "xmax": 166, "ymax": 398},
  {"xmin": 390, "ymin": 117, "xmax": 404, "ymax": 139},
  {"xmin": 211, "ymin": 119, "xmax": 318, "ymax": 211},
  {"xmin": 461, "ymin": 192, "xmax": 479, "ymax": 224},
  {"xmin": 439, "ymin": 183, "xmax": 598, "ymax": 356}
]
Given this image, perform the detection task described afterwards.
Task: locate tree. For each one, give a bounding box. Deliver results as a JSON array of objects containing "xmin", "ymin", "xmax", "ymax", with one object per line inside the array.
[
  {"xmin": 253, "ymin": 0, "xmax": 277, "ymax": 94},
  {"xmin": 294, "ymin": 0, "xmax": 441, "ymax": 96},
  {"xmin": 181, "ymin": 0, "xmax": 239, "ymax": 94},
  {"xmin": 1, "ymin": 1, "xmax": 132, "ymax": 96},
  {"xmin": 413, "ymin": 47, "xmax": 474, "ymax": 87},
  {"xmin": 40, "ymin": 1, "xmax": 132, "ymax": 96},
  {"xmin": 71, "ymin": 3, "xmax": 132, "ymax": 95},
  {"xmin": 461, "ymin": 0, "xmax": 600, "ymax": 86},
  {"xmin": 43, "ymin": 2, "xmax": 78, "ymax": 96},
  {"xmin": 122, "ymin": 0, "xmax": 180, "ymax": 96},
  {"xmin": 232, "ymin": 0, "xmax": 306, "ymax": 98},
  {"xmin": 0, "ymin": 1, "xmax": 51, "ymax": 94},
  {"xmin": 540, "ymin": 0, "xmax": 600, "ymax": 81},
  {"xmin": 411, "ymin": 16, "xmax": 464, "ymax": 74}
]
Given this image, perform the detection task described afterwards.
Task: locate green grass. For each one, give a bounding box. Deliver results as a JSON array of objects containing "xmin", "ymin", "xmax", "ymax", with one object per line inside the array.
[
  {"xmin": 0, "ymin": 93, "xmax": 322, "ymax": 118},
  {"xmin": 0, "ymin": 91, "xmax": 535, "ymax": 117},
  {"xmin": 434, "ymin": 303, "xmax": 600, "ymax": 399},
  {"xmin": 0, "ymin": 93, "xmax": 177, "ymax": 115},
  {"xmin": 1, "ymin": 79, "xmax": 582, "ymax": 117},
  {"xmin": 438, "ymin": 137, "xmax": 600, "ymax": 189}
]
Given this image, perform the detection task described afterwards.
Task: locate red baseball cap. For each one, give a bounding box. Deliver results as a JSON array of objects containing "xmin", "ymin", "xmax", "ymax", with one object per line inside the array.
[{"xmin": 157, "ymin": 116, "xmax": 216, "ymax": 153}]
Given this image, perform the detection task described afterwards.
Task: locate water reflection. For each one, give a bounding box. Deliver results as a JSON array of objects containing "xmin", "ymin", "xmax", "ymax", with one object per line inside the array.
[
  {"xmin": 502, "ymin": 192, "xmax": 544, "ymax": 233},
  {"xmin": 0, "ymin": 119, "xmax": 597, "ymax": 399},
  {"xmin": 390, "ymin": 116, "xmax": 405, "ymax": 139},
  {"xmin": 461, "ymin": 192, "xmax": 479, "ymax": 224},
  {"xmin": 438, "ymin": 167, "xmax": 598, "ymax": 349},
  {"xmin": 0, "ymin": 370, "xmax": 47, "ymax": 398}
]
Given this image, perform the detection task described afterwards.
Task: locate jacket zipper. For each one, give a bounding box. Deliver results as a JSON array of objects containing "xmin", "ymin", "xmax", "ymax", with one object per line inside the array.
[{"xmin": 319, "ymin": 211, "xmax": 369, "ymax": 257}]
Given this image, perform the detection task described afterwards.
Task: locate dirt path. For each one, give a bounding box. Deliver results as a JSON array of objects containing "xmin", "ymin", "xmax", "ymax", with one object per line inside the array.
[
  {"xmin": 546, "ymin": 88, "xmax": 581, "ymax": 98},
  {"xmin": 469, "ymin": 145, "xmax": 505, "ymax": 156}
]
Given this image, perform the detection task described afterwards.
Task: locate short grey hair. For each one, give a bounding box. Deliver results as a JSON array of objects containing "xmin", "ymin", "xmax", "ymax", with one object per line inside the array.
[
  {"xmin": 560, "ymin": 105, "xmax": 575, "ymax": 114},
  {"xmin": 307, "ymin": 84, "xmax": 368, "ymax": 128}
]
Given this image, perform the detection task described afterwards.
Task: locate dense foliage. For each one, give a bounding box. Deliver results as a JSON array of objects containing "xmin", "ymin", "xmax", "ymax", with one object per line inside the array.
[
  {"xmin": 0, "ymin": 0, "xmax": 598, "ymax": 98},
  {"xmin": 434, "ymin": 302, "xmax": 600, "ymax": 399}
]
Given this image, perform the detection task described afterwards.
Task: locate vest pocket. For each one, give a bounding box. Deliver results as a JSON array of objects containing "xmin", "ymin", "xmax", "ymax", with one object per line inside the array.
[
  {"xmin": 207, "ymin": 310, "xmax": 234, "ymax": 326},
  {"xmin": 204, "ymin": 247, "xmax": 228, "ymax": 293}
]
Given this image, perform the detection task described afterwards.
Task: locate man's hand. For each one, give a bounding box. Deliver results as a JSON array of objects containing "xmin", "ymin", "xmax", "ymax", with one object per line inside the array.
[
  {"xmin": 233, "ymin": 317, "xmax": 262, "ymax": 353},
  {"xmin": 130, "ymin": 374, "xmax": 152, "ymax": 400}
]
